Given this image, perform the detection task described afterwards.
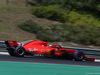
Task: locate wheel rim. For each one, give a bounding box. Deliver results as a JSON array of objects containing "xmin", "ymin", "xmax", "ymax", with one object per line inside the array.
[
  {"xmin": 17, "ymin": 49, "xmax": 24, "ymax": 55},
  {"xmin": 78, "ymin": 54, "xmax": 83, "ymax": 59}
]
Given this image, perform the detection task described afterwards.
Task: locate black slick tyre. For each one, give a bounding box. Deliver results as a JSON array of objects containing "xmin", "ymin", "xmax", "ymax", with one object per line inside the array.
[
  {"xmin": 7, "ymin": 48, "xmax": 16, "ymax": 56},
  {"xmin": 15, "ymin": 46, "xmax": 25, "ymax": 57},
  {"xmin": 74, "ymin": 50, "xmax": 84, "ymax": 61}
]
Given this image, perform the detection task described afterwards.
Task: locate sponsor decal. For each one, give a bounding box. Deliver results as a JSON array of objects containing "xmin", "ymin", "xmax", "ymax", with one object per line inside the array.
[
  {"xmin": 55, "ymin": 53, "xmax": 60, "ymax": 55},
  {"xmin": 34, "ymin": 48, "xmax": 38, "ymax": 51},
  {"xmin": 47, "ymin": 50, "xmax": 51, "ymax": 54},
  {"xmin": 41, "ymin": 50, "xmax": 44, "ymax": 53},
  {"xmin": 28, "ymin": 48, "xmax": 38, "ymax": 52},
  {"xmin": 28, "ymin": 48, "xmax": 33, "ymax": 52}
]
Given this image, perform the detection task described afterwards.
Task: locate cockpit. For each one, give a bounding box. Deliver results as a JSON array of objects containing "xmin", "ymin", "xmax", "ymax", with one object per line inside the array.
[{"xmin": 52, "ymin": 45, "xmax": 62, "ymax": 49}]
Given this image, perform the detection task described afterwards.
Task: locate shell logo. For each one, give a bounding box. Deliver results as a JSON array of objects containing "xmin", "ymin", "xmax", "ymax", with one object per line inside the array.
[
  {"xmin": 41, "ymin": 50, "xmax": 44, "ymax": 53},
  {"xmin": 47, "ymin": 50, "xmax": 51, "ymax": 54}
]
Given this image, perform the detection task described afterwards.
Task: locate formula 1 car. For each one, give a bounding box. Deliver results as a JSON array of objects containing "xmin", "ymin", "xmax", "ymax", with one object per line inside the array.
[{"xmin": 5, "ymin": 40, "xmax": 95, "ymax": 61}]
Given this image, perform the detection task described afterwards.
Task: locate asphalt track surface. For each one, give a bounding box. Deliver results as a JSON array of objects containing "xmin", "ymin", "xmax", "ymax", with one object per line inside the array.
[{"xmin": 0, "ymin": 53, "xmax": 100, "ymax": 67}]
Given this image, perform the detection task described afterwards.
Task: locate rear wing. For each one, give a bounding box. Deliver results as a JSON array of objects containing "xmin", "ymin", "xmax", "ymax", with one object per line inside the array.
[{"xmin": 5, "ymin": 40, "xmax": 18, "ymax": 47}]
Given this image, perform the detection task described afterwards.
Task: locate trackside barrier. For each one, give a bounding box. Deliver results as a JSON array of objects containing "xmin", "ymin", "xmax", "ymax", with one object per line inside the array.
[
  {"xmin": 0, "ymin": 41, "xmax": 7, "ymax": 52},
  {"xmin": 0, "ymin": 41, "xmax": 100, "ymax": 59}
]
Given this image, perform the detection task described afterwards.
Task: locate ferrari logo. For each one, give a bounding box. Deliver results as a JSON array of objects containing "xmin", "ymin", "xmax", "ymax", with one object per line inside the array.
[{"xmin": 41, "ymin": 50, "xmax": 44, "ymax": 53}]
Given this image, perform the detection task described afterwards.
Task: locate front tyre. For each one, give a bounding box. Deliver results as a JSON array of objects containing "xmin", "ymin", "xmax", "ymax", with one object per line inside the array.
[
  {"xmin": 15, "ymin": 46, "xmax": 25, "ymax": 57},
  {"xmin": 74, "ymin": 50, "xmax": 84, "ymax": 61}
]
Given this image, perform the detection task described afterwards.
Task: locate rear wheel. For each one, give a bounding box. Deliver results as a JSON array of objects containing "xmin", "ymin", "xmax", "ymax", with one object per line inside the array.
[
  {"xmin": 15, "ymin": 47, "xmax": 25, "ymax": 57},
  {"xmin": 7, "ymin": 48, "xmax": 16, "ymax": 56}
]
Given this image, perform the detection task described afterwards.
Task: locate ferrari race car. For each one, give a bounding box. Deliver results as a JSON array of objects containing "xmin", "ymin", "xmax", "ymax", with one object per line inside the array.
[{"xmin": 5, "ymin": 40, "xmax": 95, "ymax": 61}]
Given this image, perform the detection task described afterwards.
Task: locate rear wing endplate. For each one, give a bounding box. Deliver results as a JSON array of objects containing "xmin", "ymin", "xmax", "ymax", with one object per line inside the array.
[{"xmin": 5, "ymin": 40, "xmax": 18, "ymax": 47}]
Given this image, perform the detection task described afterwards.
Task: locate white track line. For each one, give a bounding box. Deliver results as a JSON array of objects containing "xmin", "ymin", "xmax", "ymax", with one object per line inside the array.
[
  {"xmin": 95, "ymin": 59, "xmax": 100, "ymax": 62},
  {"xmin": 0, "ymin": 52, "xmax": 100, "ymax": 62},
  {"xmin": 0, "ymin": 52, "xmax": 9, "ymax": 55}
]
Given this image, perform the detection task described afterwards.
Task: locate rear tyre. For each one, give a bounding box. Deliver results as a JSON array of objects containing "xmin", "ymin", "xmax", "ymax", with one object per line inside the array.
[
  {"xmin": 74, "ymin": 50, "xmax": 84, "ymax": 61},
  {"xmin": 7, "ymin": 48, "xmax": 16, "ymax": 56},
  {"xmin": 15, "ymin": 46, "xmax": 25, "ymax": 57}
]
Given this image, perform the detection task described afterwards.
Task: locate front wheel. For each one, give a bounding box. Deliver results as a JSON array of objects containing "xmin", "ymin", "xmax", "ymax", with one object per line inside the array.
[
  {"xmin": 74, "ymin": 50, "xmax": 84, "ymax": 61},
  {"xmin": 15, "ymin": 46, "xmax": 25, "ymax": 57}
]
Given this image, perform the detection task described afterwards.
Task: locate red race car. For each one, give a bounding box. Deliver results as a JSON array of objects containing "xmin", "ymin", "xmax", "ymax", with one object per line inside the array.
[{"xmin": 5, "ymin": 40, "xmax": 95, "ymax": 61}]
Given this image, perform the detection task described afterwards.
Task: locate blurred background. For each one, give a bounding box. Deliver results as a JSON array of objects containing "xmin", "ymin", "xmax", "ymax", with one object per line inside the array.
[{"xmin": 0, "ymin": 0, "xmax": 100, "ymax": 49}]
